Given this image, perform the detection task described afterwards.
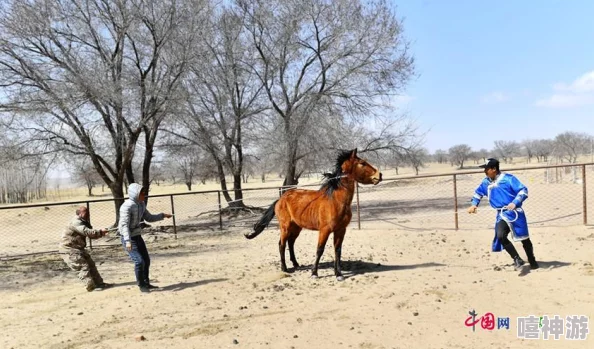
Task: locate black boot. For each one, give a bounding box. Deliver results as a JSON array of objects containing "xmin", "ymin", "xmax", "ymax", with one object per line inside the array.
[
  {"xmin": 145, "ymin": 279, "xmax": 159, "ymax": 289},
  {"xmin": 503, "ymin": 243, "xmax": 525, "ymax": 270},
  {"xmin": 522, "ymin": 239, "xmax": 539, "ymax": 269}
]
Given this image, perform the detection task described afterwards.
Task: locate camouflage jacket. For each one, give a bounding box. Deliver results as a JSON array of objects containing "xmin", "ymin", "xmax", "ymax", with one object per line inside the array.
[{"xmin": 59, "ymin": 216, "xmax": 102, "ymax": 251}]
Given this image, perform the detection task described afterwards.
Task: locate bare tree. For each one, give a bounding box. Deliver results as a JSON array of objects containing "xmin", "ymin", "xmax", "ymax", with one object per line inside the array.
[
  {"xmin": 149, "ymin": 164, "xmax": 166, "ymax": 186},
  {"xmin": 159, "ymin": 156, "xmax": 179, "ymax": 184},
  {"xmin": 468, "ymin": 151, "xmax": 483, "ymax": 165},
  {"xmin": 493, "ymin": 140, "xmax": 521, "ymax": 164},
  {"xmin": 68, "ymin": 157, "xmax": 102, "ymax": 196},
  {"xmin": 448, "ymin": 144, "xmax": 472, "ymax": 169},
  {"xmin": 0, "ymin": 0, "xmax": 204, "ymax": 218},
  {"xmin": 476, "ymin": 148, "xmax": 490, "ymax": 163},
  {"xmin": 164, "ymin": 145, "xmax": 203, "ymax": 191},
  {"xmin": 238, "ymin": 0, "xmax": 415, "ymax": 186},
  {"xmin": 166, "ymin": 5, "xmax": 268, "ymax": 207},
  {"xmin": 521, "ymin": 139, "xmax": 538, "ymax": 163},
  {"xmin": 554, "ymin": 131, "xmax": 591, "ymax": 163},
  {"xmin": 407, "ymin": 147, "xmax": 428, "ymax": 175},
  {"xmin": 534, "ymin": 139, "xmax": 554, "ymax": 163},
  {"xmin": 389, "ymin": 155, "xmax": 404, "ymax": 175},
  {"xmin": 433, "ymin": 149, "xmax": 448, "ymax": 164},
  {"xmin": 244, "ymin": 147, "xmax": 277, "ymax": 183},
  {"xmin": 132, "ymin": 0, "xmax": 204, "ymax": 194}
]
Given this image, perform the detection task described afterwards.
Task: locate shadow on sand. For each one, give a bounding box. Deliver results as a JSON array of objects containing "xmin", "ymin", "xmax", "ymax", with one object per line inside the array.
[
  {"xmin": 293, "ymin": 260, "xmax": 446, "ymax": 279},
  {"xmin": 153, "ymin": 278, "xmax": 228, "ymax": 292},
  {"xmin": 518, "ymin": 260, "xmax": 572, "ymax": 277}
]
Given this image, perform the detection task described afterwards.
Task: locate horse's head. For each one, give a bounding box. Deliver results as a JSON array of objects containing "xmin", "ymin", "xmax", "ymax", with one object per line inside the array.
[{"xmin": 342, "ymin": 148, "xmax": 382, "ymax": 185}]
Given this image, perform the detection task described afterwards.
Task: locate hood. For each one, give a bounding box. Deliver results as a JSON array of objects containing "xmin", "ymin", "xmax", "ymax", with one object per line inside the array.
[{"xmin": 128, "ymin": 183, "xmax": 143, "ymax": 202}]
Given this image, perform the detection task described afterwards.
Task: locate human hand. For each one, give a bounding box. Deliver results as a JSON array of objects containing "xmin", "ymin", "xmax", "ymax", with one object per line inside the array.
[
  {"xmin": 505, "ymin": 203, "xmax": 516, "ymax": 211},
  {"xmin": 468, "ymin": 206, "xmax": 478, "ymax": 214},
  {"xmin": 164, "ymin": 213, "xmax": 173, "ymax": 219},
  {"xmin": 126, "ymin": 241, "xmax": 132, "ymax": 251}
]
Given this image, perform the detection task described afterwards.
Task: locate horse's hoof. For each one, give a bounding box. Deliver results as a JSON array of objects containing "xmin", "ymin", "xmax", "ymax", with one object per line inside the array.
[
  {"xmin": 336, "ymin": 275, "xmax": 345, "ymax": 281},
  {"xmin": 310, "ymin": 274, "xmax": 318, "ymax": 279}
]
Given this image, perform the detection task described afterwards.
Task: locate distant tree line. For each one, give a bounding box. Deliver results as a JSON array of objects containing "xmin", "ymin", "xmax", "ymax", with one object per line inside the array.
[{"xmin": 440, "ymin": 132, "xmax": 593, "ymax": 169}]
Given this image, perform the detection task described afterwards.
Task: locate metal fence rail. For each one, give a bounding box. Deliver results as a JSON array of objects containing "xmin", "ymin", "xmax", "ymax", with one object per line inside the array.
[{"xmin": 1, "ymin": 163, "xmax": 591, "ymax": 259}]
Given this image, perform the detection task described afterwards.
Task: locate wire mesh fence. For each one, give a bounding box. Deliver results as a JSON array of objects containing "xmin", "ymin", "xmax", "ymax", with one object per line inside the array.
[{"xmin": 1, "ymin": 163, "xmax": 592, "ymax": 258}]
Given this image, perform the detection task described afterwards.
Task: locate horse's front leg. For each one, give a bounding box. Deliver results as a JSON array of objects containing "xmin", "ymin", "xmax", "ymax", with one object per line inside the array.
[
  {"xmin": 287, "ymin": 226, "xmax": 302, "ymax": 270},
  {"xmin": 311, "ymin": 228, "xmax": 331, "ymax": 279},
  {"xmin": 333, "ymin": 229, "xmax": 346, "ymax": 281}
]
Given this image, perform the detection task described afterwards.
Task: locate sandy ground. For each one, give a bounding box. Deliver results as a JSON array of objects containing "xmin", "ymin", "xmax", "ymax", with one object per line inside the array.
[
  {"xmin": 1, "ymin": 159, "xmax": 593, "ymax": 348},
  {"xmin": 1, "ymin": 221, "xmax": 593, "ymax": 349}
]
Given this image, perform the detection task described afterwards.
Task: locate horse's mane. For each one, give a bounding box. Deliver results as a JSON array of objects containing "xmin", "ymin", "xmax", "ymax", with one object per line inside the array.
[{"xmin": 320, "ymin": 149, "xmax": 354, "ymax": 196}]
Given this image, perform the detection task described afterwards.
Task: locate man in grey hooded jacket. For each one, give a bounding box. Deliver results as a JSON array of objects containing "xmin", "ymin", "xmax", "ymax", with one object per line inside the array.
[{"xmin": 119, "ymin": 183, "xmax": 172, "ymax": 292}]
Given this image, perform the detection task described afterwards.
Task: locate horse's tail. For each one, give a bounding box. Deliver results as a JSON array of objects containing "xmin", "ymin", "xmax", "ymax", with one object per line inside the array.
[{"xmin": 245, "ymin": 200, "xmax": 278, "ymax": 240}]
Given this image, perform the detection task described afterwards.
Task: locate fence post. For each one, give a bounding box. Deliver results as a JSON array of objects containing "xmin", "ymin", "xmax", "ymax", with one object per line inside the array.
[
  {"xmin": 87, "ymin": 201, "xmax": 93, "ymax": 250},
  {"xmin": 453, "ymin": 174, "xmax": 459, "ymax": 230},
  {"xmin": 583, "ymin": 165, "xmax": 588, "ymax": 225},
  {"xmin": 356, "ymin": 182, "xmax": 361, "ymax": 230},
  {"xmin": 170, "ymin": 195, "xmax": 177, "ymax": 240},
  {"xmin": 217, "ymin": 191, "xmax": 223, "ymax": 230}
]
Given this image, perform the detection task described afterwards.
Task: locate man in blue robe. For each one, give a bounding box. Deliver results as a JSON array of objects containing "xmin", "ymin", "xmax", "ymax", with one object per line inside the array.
[{"xmin": 468, "ymin": 158, "xmax": 539, "ymax": 270}]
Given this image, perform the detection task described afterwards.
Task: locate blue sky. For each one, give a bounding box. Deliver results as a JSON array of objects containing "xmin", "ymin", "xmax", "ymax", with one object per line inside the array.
[{"xmin": 391, "ymin": 0, "xmax": 594, "ymax": 153}]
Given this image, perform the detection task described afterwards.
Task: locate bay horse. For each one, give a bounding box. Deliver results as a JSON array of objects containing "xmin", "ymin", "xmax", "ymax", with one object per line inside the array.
[{"xmin": 244, "ymin": 149, "xmax": 382, "ymax": 281}]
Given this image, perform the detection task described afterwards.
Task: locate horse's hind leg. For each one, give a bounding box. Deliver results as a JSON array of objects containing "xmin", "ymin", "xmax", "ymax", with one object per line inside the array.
[
  {"xmin": 333, "ymin": 228, "xmax": 346, "ymax": 281},
  {"xmin": 311, "ymin": 228, "xmax": 331, "ymax": 279},
  {"xmin": 288, "ymin": 226, "xmax": 302, "ymax": 270},
  {"xmin": 278, "ymin": 224, "xmax": 290, "ymax": 273}
]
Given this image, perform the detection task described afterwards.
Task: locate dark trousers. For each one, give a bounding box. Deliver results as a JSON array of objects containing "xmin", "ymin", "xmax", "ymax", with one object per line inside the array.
[
  {"xmin": 495, "ymin": 220, "xmax": 535, "ymax": 261},
  {"xmin": 123, "ymin": 235, "xmax": 151, "ymax": 287}
]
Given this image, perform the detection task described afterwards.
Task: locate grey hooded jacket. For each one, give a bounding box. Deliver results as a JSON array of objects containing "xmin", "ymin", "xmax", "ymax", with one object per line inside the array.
[{"xmin": 118, "ymin": 183, "xmax": 164, "ymax": 242}]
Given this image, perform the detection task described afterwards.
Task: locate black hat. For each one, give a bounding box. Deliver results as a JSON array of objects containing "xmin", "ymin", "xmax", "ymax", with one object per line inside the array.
[{"xmin": 479, "ymin": 158, "xmax": 499, "ymax": 169}]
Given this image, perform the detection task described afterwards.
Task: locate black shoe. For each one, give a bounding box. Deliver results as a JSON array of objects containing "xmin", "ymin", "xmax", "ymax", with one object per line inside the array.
[
  {"xmin": 144, "ymin": 280, "xmax": 159, "ymax": 289},
  {"xmin": 529, "ymin": 260, "xmax": 540, "ymax": 269},
  {"xmin": 139, "ymin": 286, "xmax": 150, "ymax": 293},
  {"xmin": 513, "ymin": 256, "xmax": 525, "ymax": 270}
]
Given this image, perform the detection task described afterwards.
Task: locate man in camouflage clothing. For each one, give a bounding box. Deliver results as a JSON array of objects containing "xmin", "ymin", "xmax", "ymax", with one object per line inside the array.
[{"xmin": 59, "ymin": 205, "xmax": 111, "ymax": 292}]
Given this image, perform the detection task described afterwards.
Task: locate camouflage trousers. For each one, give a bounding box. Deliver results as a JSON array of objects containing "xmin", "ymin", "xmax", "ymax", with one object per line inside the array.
[{"xmin": 60, "ymin": 249, "xmax": 104, "ymax": 291}]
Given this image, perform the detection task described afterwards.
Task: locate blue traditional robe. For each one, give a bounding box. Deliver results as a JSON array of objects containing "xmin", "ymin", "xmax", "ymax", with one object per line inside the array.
[{"xmin": 471, "ymin": 173, "xmax": 530, "ymax": 252}]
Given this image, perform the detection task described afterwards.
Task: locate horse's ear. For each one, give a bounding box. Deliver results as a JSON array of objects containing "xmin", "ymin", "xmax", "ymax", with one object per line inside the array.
[{"xmin": 351, "ymin": 148, "xmax": 358, "ymax": 158}]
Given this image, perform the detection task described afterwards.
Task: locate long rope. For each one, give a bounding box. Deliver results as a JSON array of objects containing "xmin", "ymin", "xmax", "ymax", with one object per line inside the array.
[{"xmin": 146, "ymin": 175, "xmax": 520, "ymax": 223}]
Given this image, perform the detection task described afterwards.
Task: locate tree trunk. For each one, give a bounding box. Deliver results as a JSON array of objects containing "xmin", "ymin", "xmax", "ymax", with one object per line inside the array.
[
  {"xmin": 281, "ymin": 143, "xmax": 299, "ymax": 192},
  {"xmin": 126, "ymin": 166, "xmax": 135, "ymax": 187},
  {"xmin": 215, "ymin": 160, "xmax": 233, "ymax": 203},
  {"xmin": 231, "ymin": 173, "xmax": 245, "ymax": 208},
  {"xmin": 109, "ymin": 181, "xmax": 126, "ymax": 227},
  {"xmin": 142, "ymin": 131, "xmax": 154, "ymax": 200}
]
